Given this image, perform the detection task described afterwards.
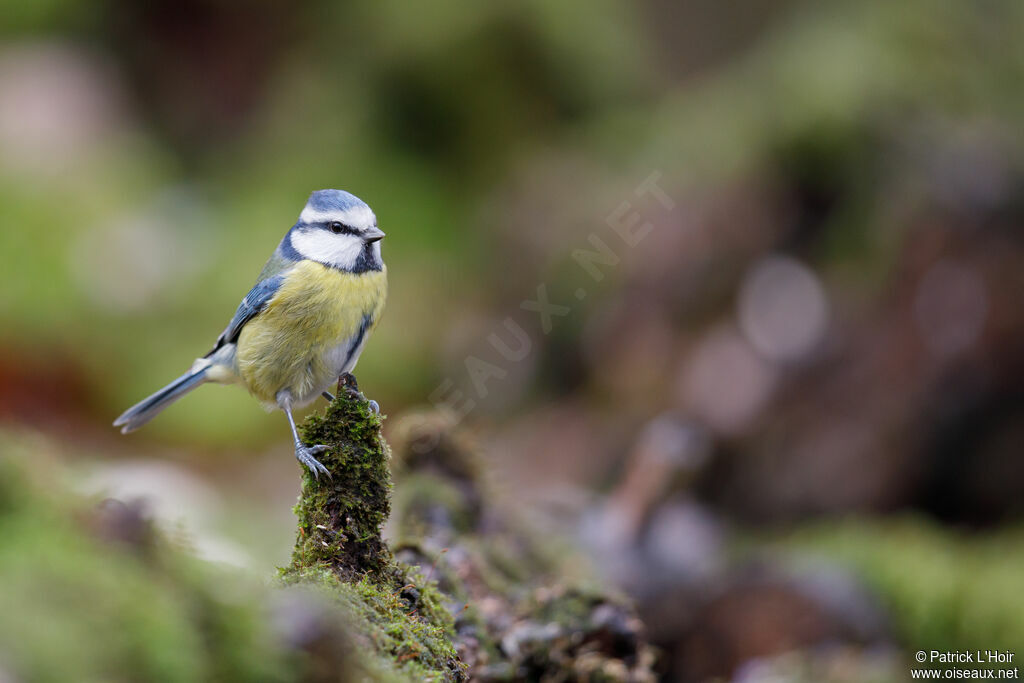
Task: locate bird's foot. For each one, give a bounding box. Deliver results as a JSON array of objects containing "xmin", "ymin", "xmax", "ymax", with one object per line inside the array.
[
  {"xmin": 295, "ymin": 443, "xmax": 331, "ymax": 479},
  {"xmin": 321, "ymin": 391, "xmax": 335, "ymax": 402},
  {"xmin": 338, "ymin": 373, "xmax": 359, "ymax": 394},
  {"xmin": 338, "ymin": 373, "xmax": 379, "ymax": 413}
]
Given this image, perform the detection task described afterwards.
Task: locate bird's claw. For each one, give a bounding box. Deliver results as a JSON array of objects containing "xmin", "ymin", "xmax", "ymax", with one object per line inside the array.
[
  {"xmin": 337, "ymin": 374, "xmax": 379, "ymax": 413},
  {"xmin": 295, "ymin": 443, "xmax": 332, "ymax": 479}
]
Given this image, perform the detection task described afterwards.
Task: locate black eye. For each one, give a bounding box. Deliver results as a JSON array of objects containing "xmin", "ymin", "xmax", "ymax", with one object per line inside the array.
[{"xmin": 329, "ymin": 221, "xmax": 345, "ymax": 234}]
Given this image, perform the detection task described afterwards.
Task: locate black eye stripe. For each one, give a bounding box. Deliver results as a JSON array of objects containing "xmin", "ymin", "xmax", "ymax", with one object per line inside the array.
[{"xmin": 328, "ymin": 221, "xmax": 355, "ymax": 235}]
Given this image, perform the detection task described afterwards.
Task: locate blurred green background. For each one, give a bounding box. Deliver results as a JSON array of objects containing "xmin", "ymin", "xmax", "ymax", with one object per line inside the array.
[{"xmin": 2, "ymin": 0, "xmax": 1023, "ymax": 680}]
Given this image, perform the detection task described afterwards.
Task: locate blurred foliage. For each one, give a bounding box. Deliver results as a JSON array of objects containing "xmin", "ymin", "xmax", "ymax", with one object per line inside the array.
[
  {"xmin": 2, "ymin": 0, "xmax": 1023, "ymax": 447},
  {"xmin": 0, "ymin": 432, "xmax": 296, "ymax": 682},
  {"xmin": 783, "ymin": 517, "xmax": 1024, "ymax": 653}
]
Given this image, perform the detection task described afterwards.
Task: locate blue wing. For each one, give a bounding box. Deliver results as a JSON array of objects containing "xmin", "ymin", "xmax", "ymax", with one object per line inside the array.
[{"xmin": 209, "ymin": 273, "xmax": 286, "ymax": 352}]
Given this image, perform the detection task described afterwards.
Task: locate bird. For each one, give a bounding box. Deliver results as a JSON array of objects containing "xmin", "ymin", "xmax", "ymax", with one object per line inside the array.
[{"xmin": 114, "ymin": 189, "xmax": 387, "ymax": 478}]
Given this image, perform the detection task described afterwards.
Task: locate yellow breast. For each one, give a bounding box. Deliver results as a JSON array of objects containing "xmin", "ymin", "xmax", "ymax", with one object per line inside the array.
[{"xmin": 235, "ymin": 260, "xmax": 387, "ymax": 406}]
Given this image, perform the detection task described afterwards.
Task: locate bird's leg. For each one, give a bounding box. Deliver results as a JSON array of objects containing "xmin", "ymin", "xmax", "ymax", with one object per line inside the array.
[
  {"xmin": 321, "ymin": 391, "xmax": 335, "ymax": 402},
  {"xmin": 282, "ymin": 397, "xmax": 331, "ymax": 479},
  {"xmin": 338, "ymin": 373, "xmax": 379, "ymax": 414}
]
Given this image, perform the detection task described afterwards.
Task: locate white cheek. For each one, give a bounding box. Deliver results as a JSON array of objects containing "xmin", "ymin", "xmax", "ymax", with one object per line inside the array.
[{"xmin": 291, "ymin": 230, "xmax": 363, "ymax": 269}]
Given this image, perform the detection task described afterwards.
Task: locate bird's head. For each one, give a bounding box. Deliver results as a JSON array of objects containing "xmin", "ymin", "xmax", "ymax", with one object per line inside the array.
[{"xmin": 287, "ymin": 189, "xmax": 385, "ymax": 272}]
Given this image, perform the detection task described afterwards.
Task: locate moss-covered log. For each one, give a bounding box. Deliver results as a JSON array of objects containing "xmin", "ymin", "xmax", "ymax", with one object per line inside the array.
[
  {"xmin": 282, "ymin": 390, "xmax": 657, "ymax": 681},
  {"xmin": 282, "ymin": 385, "xmax": 467, "ymax": 681},
  {"xmin": 0, "ymin": 387, "xmax": 654, "ymax": 682},
  {"xmin": 289, "ymin": 383, "xmax": 393, "ymax": 579}
]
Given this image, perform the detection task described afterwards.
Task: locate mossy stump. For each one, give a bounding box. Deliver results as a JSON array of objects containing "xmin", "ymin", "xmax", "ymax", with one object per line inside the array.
[
  {"xmin": 289, "ymin": 383, "xmax": 392, "ymax": 580},
  {"xmin": 283, "ymin": 385, "xmax": 467, "ymax": 680}
]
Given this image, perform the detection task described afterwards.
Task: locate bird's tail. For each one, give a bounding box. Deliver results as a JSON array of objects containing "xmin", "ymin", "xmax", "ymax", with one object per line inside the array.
[{"xmin": 113, "ymin": 367, "xmax": 209, "ymax": 434}]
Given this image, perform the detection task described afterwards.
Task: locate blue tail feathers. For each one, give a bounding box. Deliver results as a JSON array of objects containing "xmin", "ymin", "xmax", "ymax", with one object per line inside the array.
[{"xmin": 113, "ymin": 368, "xmax": 209, "ymax": 434}]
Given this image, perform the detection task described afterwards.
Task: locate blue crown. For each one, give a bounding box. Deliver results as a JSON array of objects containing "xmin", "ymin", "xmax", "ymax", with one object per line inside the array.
[{"xmin": 306, "ymin": 189, "xmax": 369, "ymax": 213}]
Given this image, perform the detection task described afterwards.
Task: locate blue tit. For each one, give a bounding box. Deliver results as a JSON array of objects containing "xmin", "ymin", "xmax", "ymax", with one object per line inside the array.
[{"xmin": 114, "ymin": 189, "xmax": 388, "ymax": 477}]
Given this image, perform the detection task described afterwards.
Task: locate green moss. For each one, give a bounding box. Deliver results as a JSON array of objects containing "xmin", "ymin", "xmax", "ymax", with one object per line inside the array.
[
  {"xmin": 284, "ymin": 566, "xmax": 462, "ymax": 682},
  {"xmin": 290, "ymin": 389, "xmax": 393, "ymax": 577},
  {"xmin": 282, "ymin": 391, "xmax": 467, "ymax": 681}
]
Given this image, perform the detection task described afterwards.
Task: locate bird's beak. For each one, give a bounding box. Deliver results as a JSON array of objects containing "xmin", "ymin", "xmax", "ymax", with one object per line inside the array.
[{"xmin": 363, "ymin": 227, "xmax": 385, "ymax": 243}]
